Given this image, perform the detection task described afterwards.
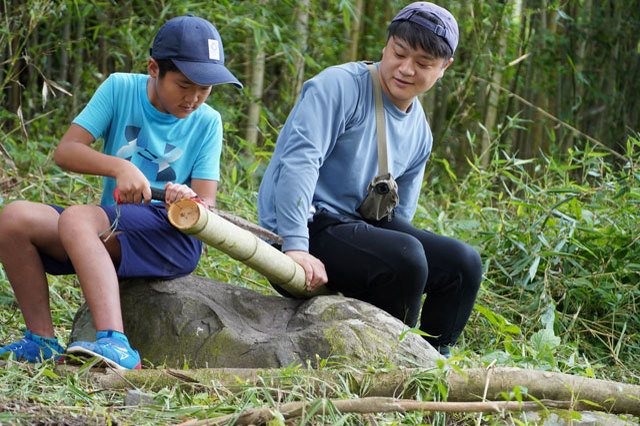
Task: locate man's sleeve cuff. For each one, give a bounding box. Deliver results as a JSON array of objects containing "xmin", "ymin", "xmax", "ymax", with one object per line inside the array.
[{"xmin": 282, "ymin": 236, "xmax": 309, "ymax": 253}]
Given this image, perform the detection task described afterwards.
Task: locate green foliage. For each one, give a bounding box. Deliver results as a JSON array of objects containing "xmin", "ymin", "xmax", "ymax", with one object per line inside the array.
[
  {"xmin": 414, "ymin": 134, "xmax": 640, "ymax": 382},
  {"xmin": 1, "ymin": 0, "xmax": 639, "ymax": 423}
]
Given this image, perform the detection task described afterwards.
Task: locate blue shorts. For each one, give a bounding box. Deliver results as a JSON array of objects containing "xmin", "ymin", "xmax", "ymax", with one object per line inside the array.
[{"xmin": 41, "ymin": 203, "xmax": 202, "ymax": 279}]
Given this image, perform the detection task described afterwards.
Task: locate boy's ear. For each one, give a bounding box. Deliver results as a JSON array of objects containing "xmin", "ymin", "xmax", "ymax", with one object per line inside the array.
[{"xmin": 147, "ymin": 58, "xmax": 159, "ymax": 78}]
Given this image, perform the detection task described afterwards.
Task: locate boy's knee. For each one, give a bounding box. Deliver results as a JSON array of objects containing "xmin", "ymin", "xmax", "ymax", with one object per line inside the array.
[
  {"xmin": 58, "ymin": 205, "xmax": 106, "ymax": 233},
  {"xmin": 57, "ymin": 205, "xmax": 83, "ymax": 233},
  {"xmin": 0, "ymin": 201, "xmax": 39, "ymax": 235}
]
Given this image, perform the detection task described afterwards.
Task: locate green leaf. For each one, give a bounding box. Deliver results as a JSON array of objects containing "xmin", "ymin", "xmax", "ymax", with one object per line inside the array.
[
  {"xmin": 530, "ymin": 328, "xmax": 561, "ymax": 356},
  {"xmin": 41, "ymin": 367, "xmax": 59, "ymax": 379},
  {"xmin": 527, "ymin": 256, "xmax": 540, "ymax": 283}
]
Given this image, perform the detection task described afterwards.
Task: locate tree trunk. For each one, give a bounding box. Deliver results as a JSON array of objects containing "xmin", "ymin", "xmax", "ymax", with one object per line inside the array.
[
  {"xmin": 347, "ymin": 0, "xmax": 364, "ymax": 62},
  {"xmin": 431, "ymin": 81, "xmax": 449, "ymax": 144},
  {"xmin": 503, "ymin": 0, "xmax": 528, "ymax": 151},
  {"xmin": 480, "ymin": 1, "xmax": 510, "ymax": 168},
  {"xmin": 291, "ymin": 0, "xmax": 310, "ymax": 101},
  {"xmin": 71, "ymin": 14, "xmax": 85, "ymax": 115},
  {"xmin": 60, "ymin": 16, "xmax": 71, "ymax": 84},
  {"xmin": 576, "ymin": 0, "xmax": 595, "ymax": 140},
  {"xmin": 596, "ymin": 1, "xmax": 622, "ymax": 148},
  {"xmin": 245, "ymin": 2, "xmax": 267, "ymax": 147},
  {"xmin": 529, "ymin": 2, "xmax": 548, "ymax": 158},
  {"xmin": 97, "ymin": 10, "xmax": 109, "ymax": 78},
  {"xmin": 28, "ymin": 29, "xmax": 38, "ymax": 104}
]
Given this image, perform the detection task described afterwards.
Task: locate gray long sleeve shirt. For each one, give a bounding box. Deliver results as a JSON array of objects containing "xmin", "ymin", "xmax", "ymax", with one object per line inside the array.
[{"xmin": 258, "ymin": 62, "xmax": 432, "ymax": 252}]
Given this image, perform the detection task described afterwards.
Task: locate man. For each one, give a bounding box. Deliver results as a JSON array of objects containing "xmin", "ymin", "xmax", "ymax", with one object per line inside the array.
[{"xmin": 258, "ymin": 2, "xmax": 482, "ymax": 357}]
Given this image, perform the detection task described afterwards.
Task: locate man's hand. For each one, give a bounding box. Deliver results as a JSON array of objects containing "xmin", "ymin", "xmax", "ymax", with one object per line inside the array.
[{"xmin": 285, "ymin": 250, "xmax": 328, "ymax": 291}]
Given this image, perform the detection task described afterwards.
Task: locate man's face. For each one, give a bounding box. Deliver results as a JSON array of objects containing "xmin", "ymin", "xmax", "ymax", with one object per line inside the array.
[
  {"xmin": 378, "ymin": 36, "xmax": 453, "ymax": 112},
  {"xmin": 147, "ymin": 59, "xmax": 212, "ymax": 119}
]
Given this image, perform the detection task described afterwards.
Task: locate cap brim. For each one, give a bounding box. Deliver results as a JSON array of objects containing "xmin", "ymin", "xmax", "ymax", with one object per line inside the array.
[{"xmin": 173, "ymin": 60, "xmax": 243, "ymax": 88}]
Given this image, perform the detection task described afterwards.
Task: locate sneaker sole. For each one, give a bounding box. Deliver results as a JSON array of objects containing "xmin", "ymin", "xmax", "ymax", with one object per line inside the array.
[{"xmin": 65, "ymin": 346, "xmax": 141, "ymax": 370}]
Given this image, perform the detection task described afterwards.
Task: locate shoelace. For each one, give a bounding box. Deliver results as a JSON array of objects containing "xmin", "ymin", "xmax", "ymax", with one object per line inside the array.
[{"xmin": 98, "ymin": 203, "xmax": 121, "ymax": 242}]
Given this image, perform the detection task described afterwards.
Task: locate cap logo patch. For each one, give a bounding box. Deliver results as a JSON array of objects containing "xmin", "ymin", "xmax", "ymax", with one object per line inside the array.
[{"xmin": 208, "ymin": 39, "xmax": 220, "ymax": 60}]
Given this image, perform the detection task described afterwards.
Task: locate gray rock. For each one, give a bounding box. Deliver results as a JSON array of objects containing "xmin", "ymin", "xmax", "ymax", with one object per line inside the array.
[
  {"xmin": 70, "ymin": 275, "xmax": 441, "ymax": 369},
  {"xmin": 521, "ymin": 410, "xmax": 638, "ymax": 425}
]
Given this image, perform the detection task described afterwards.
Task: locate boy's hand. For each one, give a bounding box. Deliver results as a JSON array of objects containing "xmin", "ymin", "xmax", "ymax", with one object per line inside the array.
[
  {"xmin": 163, "ymin": 182, "xmax": 197, "ymax": 207},
  {"xmin": 115, "ymin": 162, "xmax": 152, "ymax": 204}
]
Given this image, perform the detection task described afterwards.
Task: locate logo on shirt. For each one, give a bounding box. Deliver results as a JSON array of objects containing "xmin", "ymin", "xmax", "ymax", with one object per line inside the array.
[{"xmin": 117, "ymin": 125, "xmax": 183, "ymax": 181}]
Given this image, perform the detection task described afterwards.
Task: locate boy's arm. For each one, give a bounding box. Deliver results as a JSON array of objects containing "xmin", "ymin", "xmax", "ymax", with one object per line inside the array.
[
  {"xmin": 189, "ymin": 179, "xmax": 217, "ymax": 209},
  {"xmin": 55, "ymin": 123, "xmax": 152, "ymax": 204}
]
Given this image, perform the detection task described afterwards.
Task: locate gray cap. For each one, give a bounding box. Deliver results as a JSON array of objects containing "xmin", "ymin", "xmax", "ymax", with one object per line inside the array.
[{"xmin": 392, "ymin": 2, "xmax": 459, "ymax": 54}]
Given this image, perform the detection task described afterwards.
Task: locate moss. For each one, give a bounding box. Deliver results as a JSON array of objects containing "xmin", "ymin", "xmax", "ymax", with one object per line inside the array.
[
  {"xmin": 323, "ymin": 322, "xmax": 395, "ymax": 366},
  {"xmin": 319, "ymin": 303, "xmax": 341, "ymax": 323}
]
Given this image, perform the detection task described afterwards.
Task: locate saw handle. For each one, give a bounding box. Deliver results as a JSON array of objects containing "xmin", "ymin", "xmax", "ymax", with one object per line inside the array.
[{"xmin": 113, "ymin": 187, "xmax": 204, "ymax": 206}]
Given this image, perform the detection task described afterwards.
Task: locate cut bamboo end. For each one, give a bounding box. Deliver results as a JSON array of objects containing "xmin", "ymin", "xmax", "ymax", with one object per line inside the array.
[{"xmin": 167, "ymin": 199, "xmax": 208, "ymax": 234}]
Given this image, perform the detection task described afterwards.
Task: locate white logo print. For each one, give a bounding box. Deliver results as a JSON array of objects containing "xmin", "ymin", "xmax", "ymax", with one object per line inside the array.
[
  {"xmin": 208, "ymin": 39, "xmax": 220, "ymax": 60},
  {"xmin": 112, "ymin": 345, "xmax": 130, "ymax": 360}
]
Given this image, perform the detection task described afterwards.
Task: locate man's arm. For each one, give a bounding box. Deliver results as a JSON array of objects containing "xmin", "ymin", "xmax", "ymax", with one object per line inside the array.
[
  {"xmin": 267, "ymin": 69, "xmax": 358, "ymax": 289},
  {"xmin": 394, "ymin": 162, "xmax": 427, "ymax": 221},
  {"xmin": 55, "ymin": 123, "xmax": 152, "ymax": 204}
]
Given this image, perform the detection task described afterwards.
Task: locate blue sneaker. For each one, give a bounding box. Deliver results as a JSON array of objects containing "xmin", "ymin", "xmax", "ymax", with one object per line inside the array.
[
  {"xmin": 0, "ymin": 330, "xmax": 65, "ymax": 363},
  {"xmin": 66, "ymin": 330, "xmax": 141, "ymax": 370}
]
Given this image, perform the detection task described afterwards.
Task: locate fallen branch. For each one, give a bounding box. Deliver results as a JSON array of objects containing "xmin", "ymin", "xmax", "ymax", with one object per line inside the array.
[
  {"xmin": 180, "ymin": 397, "xmax": 593, "ymax": 425},
  {"xmin": 447, "ymin": 366, "xmax": 640, "ymax": 415},
  {"xmin": 46, "ymin": 364, "xmax": 640, "ymax": 416}
]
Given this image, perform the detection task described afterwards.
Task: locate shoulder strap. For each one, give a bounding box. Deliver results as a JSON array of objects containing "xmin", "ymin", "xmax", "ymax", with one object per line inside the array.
[{"xmin": 366, "ymin": 63, "xmax": 388, "ymax": 175}]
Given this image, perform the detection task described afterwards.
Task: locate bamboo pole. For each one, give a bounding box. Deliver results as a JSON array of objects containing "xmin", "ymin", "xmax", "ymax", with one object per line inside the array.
[{"xmin": 167, "ymin": 199, "xmax": 331, "ymax": 298}]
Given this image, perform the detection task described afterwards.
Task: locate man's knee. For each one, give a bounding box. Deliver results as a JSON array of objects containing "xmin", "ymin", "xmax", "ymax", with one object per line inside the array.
[
  {"xmin": 387, "ymin": 236, "xmax": 429, "ymax": 285},
  {"xmin": 455, "ymin": 242, "xmax": 483, "ymax": 292}
]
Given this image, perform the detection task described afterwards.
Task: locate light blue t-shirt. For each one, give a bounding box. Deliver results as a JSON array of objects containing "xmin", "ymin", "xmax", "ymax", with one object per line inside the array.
[
  {"xmin": 73, "ymin": 73, "xmax": 222, "ymax": 206},
  {"xmin": 257, "ymin": 62, "xmax": 432, "ymax": 252}
]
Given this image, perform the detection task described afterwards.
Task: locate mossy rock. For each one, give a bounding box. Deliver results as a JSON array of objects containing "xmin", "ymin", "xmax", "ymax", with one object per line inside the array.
[{"xmin": 70, "ymin": 275, "xmax": 441, "ymax": 368}]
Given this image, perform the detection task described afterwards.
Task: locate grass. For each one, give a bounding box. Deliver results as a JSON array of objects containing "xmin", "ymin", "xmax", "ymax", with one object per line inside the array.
[{"xmin": 0, "ymin": 135, "xmax": 639, "ymax": 423}]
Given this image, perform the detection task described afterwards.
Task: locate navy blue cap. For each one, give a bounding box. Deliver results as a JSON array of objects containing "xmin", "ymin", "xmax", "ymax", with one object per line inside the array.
[
  {"xmin": 392, "ymin": 2, "xmax": 459, "ymax": 55},
  {"xmin": 151, "ymin": 14, "xmax": 242, "ymax": 88}
]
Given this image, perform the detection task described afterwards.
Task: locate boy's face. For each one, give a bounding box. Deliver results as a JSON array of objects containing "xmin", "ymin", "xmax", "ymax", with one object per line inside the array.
[
  {"xmin": 378, "ymin": 36, "xmax": 453, "ymax": 112},
  {"xmin": 147, "ymin": 59, "xmax": 213, "ymax": 119}
]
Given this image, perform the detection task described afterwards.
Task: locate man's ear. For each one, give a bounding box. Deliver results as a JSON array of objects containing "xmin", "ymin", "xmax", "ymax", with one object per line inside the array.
[
  {"xmin": 439, "ymin": 57, "xmax": 454, "ymax": 78},
  {"xmin": 147, "ymin": 58, "xmax": 159, "ymax": 78},
  {"xmin": 443, "ymin": 57, "xmax": 454, "ymax": 70}
]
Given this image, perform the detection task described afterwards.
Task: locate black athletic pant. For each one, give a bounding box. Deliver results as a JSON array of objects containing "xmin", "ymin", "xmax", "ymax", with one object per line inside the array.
[{"xmin": 305, "ymin": 209, "xmax": 483, "ymax": 347}]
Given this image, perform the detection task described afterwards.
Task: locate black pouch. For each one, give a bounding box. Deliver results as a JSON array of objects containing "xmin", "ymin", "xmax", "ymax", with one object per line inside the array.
[{"xmin": 357, "ymin": 172, "xmax": 399, "ymax": 221}]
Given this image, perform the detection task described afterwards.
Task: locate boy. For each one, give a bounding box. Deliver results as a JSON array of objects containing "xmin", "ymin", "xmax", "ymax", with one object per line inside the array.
[
  {"xmin": 258, "ymin": 2, "xmax": 482, "ymax": 357},
  {"xmin": 0, "ymin": 14, "xmax": 242, "ymax": 369}
]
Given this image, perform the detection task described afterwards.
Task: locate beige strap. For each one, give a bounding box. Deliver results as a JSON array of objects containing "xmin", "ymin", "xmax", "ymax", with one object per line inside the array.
[{"xmin": 366, "ymin": 63, "xmax": 388, "ymax": 175}]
